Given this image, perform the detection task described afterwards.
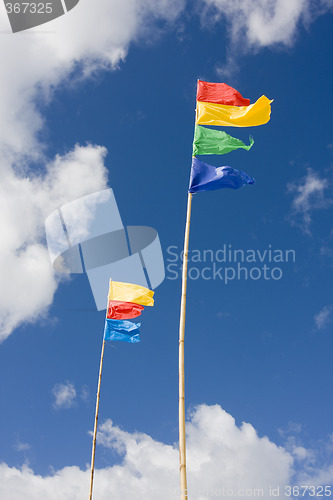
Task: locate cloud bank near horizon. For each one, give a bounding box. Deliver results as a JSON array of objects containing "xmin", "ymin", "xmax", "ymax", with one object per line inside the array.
[{"xmin": 1, "ymin": 404, "xmax": 332, "ymax": 499}]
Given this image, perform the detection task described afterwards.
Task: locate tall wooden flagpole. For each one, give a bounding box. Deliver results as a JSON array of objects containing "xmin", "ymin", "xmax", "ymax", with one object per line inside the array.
[
  {"xmin": 178, "ymin": 191, "xmax": 193, "ymax": 500},
  {"xmin": 89, "ymin": 334, "xmax": 106, "ymax": 500}
]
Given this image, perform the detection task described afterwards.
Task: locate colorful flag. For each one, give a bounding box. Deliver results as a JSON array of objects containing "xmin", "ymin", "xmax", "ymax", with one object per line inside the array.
[
  {"xmin": 107, "ymin": 300, "xmax": 144, "ymax": 320},
  {"xmin": 197, "ymin": 80, "xmax": 250, "ymax": 106},
  {"xmin": 108, "ymin": 281, "xmax": 154, "ymax": 306},
  {"xmin": 189, "ymin": 157, "xmax": 255, "ymax": 193},
  {"xmin": 196, "ymin": 95, "xmax": 273, "ymax": 127},
  {"xmin": 104, "ymin": 318, "xmax": 141, "ymax": 343},
  {"xmin": 193, "ymin": 125, "xmax": 254, "ymax": 156}
]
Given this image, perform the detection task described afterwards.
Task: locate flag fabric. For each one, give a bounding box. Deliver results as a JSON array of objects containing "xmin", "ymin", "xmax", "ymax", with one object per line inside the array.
[
  {"xmin": 107, "ymin": 300, "xmax": 144, "ymax": 320},
  {"xmin": 108, "ymin": 281, "xmax": 154, "ymax": 306},
  {"xmin": 104, "ymin": 281, "xmax": 154, "ymax": 343},
  {"xmin": 197, "ymin": 80, "xmax": 250, "ymax": 106},
  {"xmin": 196, "ymin": 95, "xmax": 273, "ymax": 127},
  {"xmin": 189, "ymin": 157, "xmax": 255, "ymax": 193},
  {"xmin": 193, "ymin": 125, "xmax": 254, "ymax": 156},
  {"xmin": 104, "ymin": 318, "xmax": 141, "ymax": 343}
]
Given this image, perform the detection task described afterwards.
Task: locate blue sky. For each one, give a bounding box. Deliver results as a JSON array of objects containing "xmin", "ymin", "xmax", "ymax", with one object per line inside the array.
[{"xmin": 0, "ymin": 1, "xmax": 332, "ymax": 498}]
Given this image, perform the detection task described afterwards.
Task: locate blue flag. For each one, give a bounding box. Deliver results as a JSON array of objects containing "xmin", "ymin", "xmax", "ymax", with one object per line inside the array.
[
  {"xmin": 104, "ymin": 318, "xmax": 141, "ymax": 343},
  {"xmin": 189, "ymin": 157, "xmax": 255, "ymax": 193}
]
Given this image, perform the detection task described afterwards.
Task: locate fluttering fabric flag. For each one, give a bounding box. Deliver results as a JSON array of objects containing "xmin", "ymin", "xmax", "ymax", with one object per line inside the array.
[
  {"xmin": 104, "ymin": 318, "xmax": 141, "ymax": 343},
  {"xmin": 108, "ymin": 281, "xmax": 154, "ymax": 306},
  {"xmin": 104, "ymin": 280, "xmax": 154, "ymax": 342},
  {"xmin": 107, "ymin": 300, "xmax": 144, "ymax": 320},
  {"xmin": 196, "ymin": 95, "xmax": 273, "ymax": 127},
  {"xmin": 197, "ymin": 80, "xmax": 250, "ymax": 106},
  {"xmin": 193, "ymin": 125, "xmax": 254, "ymax": 156},
  {"xmin": 189, "ymin": 157, "xmax": 255, "ymax": 193},
  {"xmin": 90, "ymin": 281, "xmax": 154, "ymax": 500}
]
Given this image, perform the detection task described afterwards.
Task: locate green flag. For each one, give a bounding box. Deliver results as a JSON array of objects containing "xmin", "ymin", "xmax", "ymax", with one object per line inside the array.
[{"xmin": 193, "ymin": 125, "xmax": 254, "ymax": 156}]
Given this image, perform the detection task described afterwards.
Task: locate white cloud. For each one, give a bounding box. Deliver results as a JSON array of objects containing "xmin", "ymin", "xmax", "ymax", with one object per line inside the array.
[
  {"xmin": 279, "ymin": 421, "xmax": 302, "ymax": 437},
  {"xmin": 215, "ymin": 54, "xmax": 240, "ymax": 81},
  {"xmin": 0, "ymin": 404, "xmax": 332, "ymax": 499},
  {"xmin": 0, "ymin": 144, "xmax": 108, "ymax": 342},
  {"xmin": 200, "ymin": 0, "xmax": 333, "ymax": 49},
  {"xmin": 320, "ymin": 246, "xmax": 333, "ymax": 259},
  {"xmin": 291, "ymin": 434, "xmax": 333, "ymax": 488},
  {"xmin": 52, "ymin": 381, "xmax": 77, "ymax": 409},
  {"xmin": 13, "ymin": 441, "xmax": 31, "ymax": 452},
  {"xmin": 0, "ymin": 0, "xmax": 184, "ymax": 157},
  {"xmin": 216, "ymin": 311, "xmax": 229, "ymax": 318},
  {"xmin": 287, "ymin": 169, "xmax": 333, "ymax": 235},
  {"xmin": 314, "ymin": 305, "xmax": 333, "ymax": 330},
  {"xmin": 0, "ymin": 0, "xmax": 185, "ymax": 340},
  {"xmin": 183, "ymin": 404, "xmax": 292, "ymax": 493},
  {"xmin": 80, "ymin": 385, "xmax": 90, "ymax": 402}
]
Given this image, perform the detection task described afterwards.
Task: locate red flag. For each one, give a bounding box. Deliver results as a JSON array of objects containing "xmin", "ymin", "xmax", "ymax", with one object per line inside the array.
[
  {"xmin": 107, "ymin": 300, "xmax": 144, "ymax": 320},
  {"xmin": 197, "ymin": 81, "xmax": 250, "ymax": 106}
]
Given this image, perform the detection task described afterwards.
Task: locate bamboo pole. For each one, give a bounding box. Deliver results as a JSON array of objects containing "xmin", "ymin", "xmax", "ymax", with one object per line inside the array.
[
  {"xmin": 89, "ymin": 337, "xmax": 106, "ymax": 500},
  {"xmin": 178, "ymin": 191, "xmax": 193, "ymax": 500}
]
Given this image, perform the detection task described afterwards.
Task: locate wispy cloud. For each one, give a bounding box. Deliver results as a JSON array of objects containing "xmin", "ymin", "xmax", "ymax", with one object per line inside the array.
[
  {"xmin": 80, "ymin": 385, "xmax": 90, "ymax": 403},
  {"xmin": 279, "ymin": 420, "xmax": 333, "ymax": 487},
  {"xmin": 199, "ymin": 0, "xmax": 333, "ymax": 50},
  {"xmin": 279, "ymin": 421, "xmax": 303, "ymax": 437},
  {"xmin": 314, "ymin": 305, "xmax": 333, "ymax": 330},
  {"xmin": 287, "ymin": 169, "xmax": 333, "ymax": 235},
  {"xmin": 216, "ymin": 311, "xmax": 229, "ymax": 318},
  {"xmin": 52, "ymin": 381, "xmax": 77, "ymax": 410},
  {"xmin": 13, "ymin": 441, "xmax": 31, "ymax": 452}
]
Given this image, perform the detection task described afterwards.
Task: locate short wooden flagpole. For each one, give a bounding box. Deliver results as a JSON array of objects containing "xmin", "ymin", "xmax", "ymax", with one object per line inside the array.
[
  {"xmin": 89, "ymin": 336, "xmax": 106, "ymax": 500},
  {"xmin": 178, "ymin": 191, "xmax": 193, "ymax": 500}
]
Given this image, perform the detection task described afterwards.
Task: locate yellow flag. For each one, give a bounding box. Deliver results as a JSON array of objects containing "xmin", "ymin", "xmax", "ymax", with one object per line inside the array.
[
  {"xmin": 108, "ymin": 280, "xmax": 154, "ymax": 306},
  {"xmin": 196, "ymin": 95, "xmax": 273, "ymax": 127}
]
